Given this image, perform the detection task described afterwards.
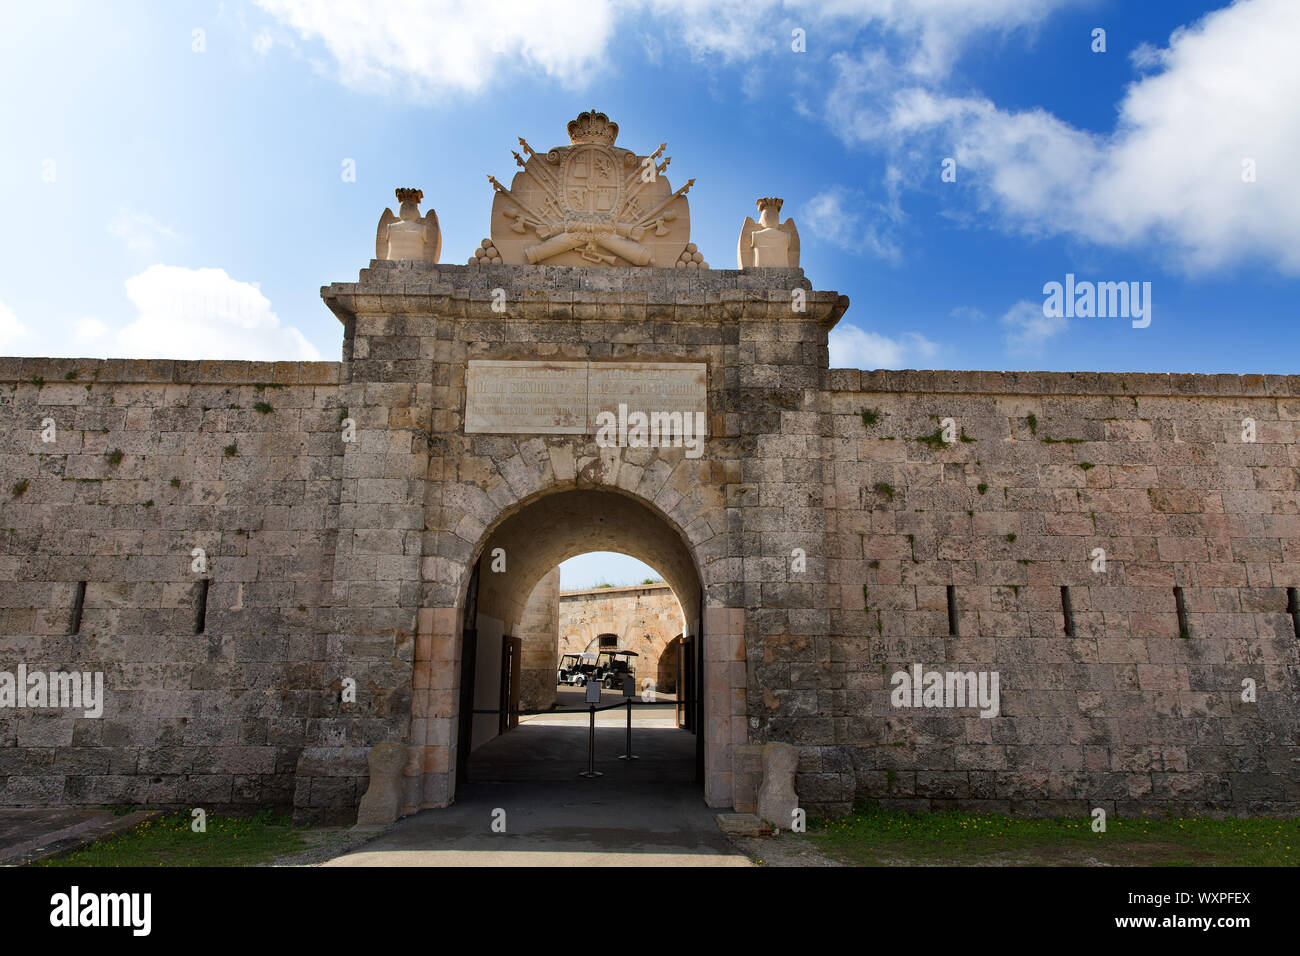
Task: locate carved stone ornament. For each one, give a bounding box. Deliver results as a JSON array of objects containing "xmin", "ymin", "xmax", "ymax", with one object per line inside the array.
[
  {"xmin": 737, "ymin": 196, "xmax": 800, "ymax": 269},
  {"xmin": 483, "ymin": 110, "xmax": 698, "ymax": 268},
  {"xmin": 376, "ymin": 187, "xmax": 441, "ymax": 262}
]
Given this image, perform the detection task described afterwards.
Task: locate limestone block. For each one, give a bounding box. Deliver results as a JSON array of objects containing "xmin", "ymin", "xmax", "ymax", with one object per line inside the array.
[
  {"xmin": 756, "ymin": 741, "xmax": 800, "ymax": 829},
  {"xmin": 355, "ymin": 742, "xmax": 407, "ymax": 825}
]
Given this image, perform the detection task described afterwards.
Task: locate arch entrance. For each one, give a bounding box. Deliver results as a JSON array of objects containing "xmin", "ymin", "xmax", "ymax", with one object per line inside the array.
[{"xmin": 407, "ymin": 487, "xmax": 729, "ymax": 813}]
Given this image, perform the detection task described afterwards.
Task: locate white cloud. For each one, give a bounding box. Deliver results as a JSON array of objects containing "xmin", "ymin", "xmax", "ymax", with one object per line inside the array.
[
  {"xmin": 650, "ymin": 0, "xmax": 1078, "ymax": 77},
  {"xmin": 1000, "ymin": 298, "xmax": 1066, "ymax": 356},
  {"xmin": 829, "ymin": 324, "xmax": 939, "ymax": 369},
  {"xmin": 0, "ymin": 299, "xmax": 32, "ymax": 352},
  {"xmin": 70, "ymin": 265, "xmax": 320, "ymax": 361},
  {"xmin": 830, "ymin": 0, "xmax": 1300, "ymax": 275},
  {"xmin": 255, "ymin": 0, "xmax": 618, "ymax": 95},
  {"xmin": 72, "ymin": 317, "xmax": 110, "ymax": 350},
  {"xmin": 802, "ymin": 185, "xmax": 903, "ymax": 263},
  {"xmin": 254, "ymin": 0, "xmax": 1079, "ymax": 95},
  {"xmin": 107, "ymin": 210, "xmax": 180, "ymax": 256},
  {"xmin": 949, "ymin": 305, "xmax": 985, "ymax": 321},
  {"xmin": 252, "ymin": 30, "xmax": 274, "ymax": 55}
]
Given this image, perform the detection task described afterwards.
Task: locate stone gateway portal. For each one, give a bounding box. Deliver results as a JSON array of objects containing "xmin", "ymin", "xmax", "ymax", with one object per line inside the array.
[{"xmin": 0, "ymin": 112, "xmax": 1297, "ymax": 824}]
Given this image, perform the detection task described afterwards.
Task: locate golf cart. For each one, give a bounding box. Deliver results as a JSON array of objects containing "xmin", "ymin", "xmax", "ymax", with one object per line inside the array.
[
  {"xmin": 595, "ymin": 649, "xmax": 639, "ymax": 690},
  {"xmin": 556, "ymin": 653, "xmax": 585, "ymax": 686}
]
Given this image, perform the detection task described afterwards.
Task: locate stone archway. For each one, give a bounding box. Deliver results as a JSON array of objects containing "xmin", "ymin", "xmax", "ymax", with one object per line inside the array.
[{"xmin": 405, "ymin": 485, "xmax": 745, "ymax": 815}]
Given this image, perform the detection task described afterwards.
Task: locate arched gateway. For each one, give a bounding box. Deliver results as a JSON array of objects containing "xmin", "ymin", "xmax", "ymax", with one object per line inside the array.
[
  {"xmin": 303, "ymin": 111, "xmax": 849, "ymax": 819},
  {"xmin": 422, "ymin": 487, "xmax": 707, "ymax": 812}
]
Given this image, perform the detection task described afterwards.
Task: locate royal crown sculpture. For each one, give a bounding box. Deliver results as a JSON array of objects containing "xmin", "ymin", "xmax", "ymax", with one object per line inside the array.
[{"xmin": 480, "ymin": 109, "xmax": 703, "ymax": 268}]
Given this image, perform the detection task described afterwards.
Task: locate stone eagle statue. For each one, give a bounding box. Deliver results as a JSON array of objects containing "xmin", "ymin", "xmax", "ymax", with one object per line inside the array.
[
  {"xmin": 737, "ymin": 196, "xmax": 800, "ymax": 268},
  {"xmin": 376, "ymin": 188, "xmax": 441, "ymax": 262}
]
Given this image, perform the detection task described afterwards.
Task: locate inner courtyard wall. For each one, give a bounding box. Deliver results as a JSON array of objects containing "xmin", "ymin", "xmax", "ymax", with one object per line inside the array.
[{"xmin": 558, "ymin": 582, "xmax": 685, "ymax": 694}]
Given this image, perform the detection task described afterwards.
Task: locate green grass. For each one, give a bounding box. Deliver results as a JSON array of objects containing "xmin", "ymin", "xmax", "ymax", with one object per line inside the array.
[
  {"xmin": 33, "ymin": 809, "xmax": 309, "ymax": 867},
  {"xmin": 806, "ymin": 800, "xmax": 1299, "ymax": 866}
]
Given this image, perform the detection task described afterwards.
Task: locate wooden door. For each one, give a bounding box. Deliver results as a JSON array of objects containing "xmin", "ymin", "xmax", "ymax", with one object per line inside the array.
[{"xmin": 499, "ymin": 634, "xmax": 522, "ymax": 733}]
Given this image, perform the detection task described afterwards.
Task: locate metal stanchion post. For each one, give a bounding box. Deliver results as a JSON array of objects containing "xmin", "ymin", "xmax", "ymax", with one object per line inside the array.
[
  {"xmin": 618, "ymin": 676, "xmax": 638, "ymax": 760},
  {"xmin": 579, "ymin": 680, "xmax": 603, "ymax": 778}
]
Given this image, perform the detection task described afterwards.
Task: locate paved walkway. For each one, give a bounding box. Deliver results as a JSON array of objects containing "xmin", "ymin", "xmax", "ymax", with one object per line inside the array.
[{"xmin": 324, "ymin": 693, "xmax": 749, "ymax": 867}]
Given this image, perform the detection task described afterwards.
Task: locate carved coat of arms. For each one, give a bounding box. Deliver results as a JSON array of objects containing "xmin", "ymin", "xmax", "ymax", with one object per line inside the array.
[{"xmin": 482, "ymin": 111, "xmax": 694, "ymax": 267}]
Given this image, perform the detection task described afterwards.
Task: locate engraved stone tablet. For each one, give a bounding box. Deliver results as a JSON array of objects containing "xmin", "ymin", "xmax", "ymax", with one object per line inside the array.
[
  {"xmin": 587, "ymin": 362, "xmax": 706, "ymax": 424},
  {"xmin": 465, "ymin": 361, "xmax": 706, "ymax": 435},
  {"xmin": 465, "ymin": 361, "xmax": 587, "ymax": 434}
]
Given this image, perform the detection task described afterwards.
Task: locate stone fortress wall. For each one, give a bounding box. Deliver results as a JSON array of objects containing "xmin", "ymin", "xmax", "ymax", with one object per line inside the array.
[
  {"xmin": 819, "ymin": 370, "xmax": 1300, "ymax": 816},
  {"xmin": 0, "ymin": 109, "xmax": 1295, "ymax": 822},
  {"xmin": 0, "ymin": 359, "xmax": 348, "ymax": 811},
  {"xmin": 2, "ymin": 341, "xmax": 1296, "ymax": 820}
]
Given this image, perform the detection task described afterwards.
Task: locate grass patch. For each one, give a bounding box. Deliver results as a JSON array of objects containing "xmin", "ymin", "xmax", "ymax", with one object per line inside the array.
[
  {"xmin": 223, "ymin": 443, "xmax": 238, "ymax": 457},
  {"xmin": 860, "ymin": 407, "xmax": 881, "ymax": 427},
  {"xmin": 1026, "ymin": 413, "xmax": 1037, "ymax": 434},
  {"xmin": 11, "ymin": 479, "xmax": 28, "ymax": 498},
  {"xmin": 806, "ymin": 801, "xmax": 1300, "ymax": 867},
  {"xmin": 253, "ymin": 401, "xmax": 274, "ymax": 414},
  {"xmin": 105, "ymin": 448, "xmax": 124, "ymax": 467},
  {"xmin": 33, "ymin": 809, "xmax": 309, "ymax": 867},
  {"xmin": 873, "ymin": 482, "xmax": 895, "ymax": 501},
  {"xmin": 911, "ymin": 427, "xmax": 947, "ymax": 449}
]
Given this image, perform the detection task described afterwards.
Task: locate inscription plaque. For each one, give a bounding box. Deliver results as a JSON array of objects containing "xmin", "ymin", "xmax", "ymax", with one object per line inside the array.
[
  {"xmin": 465, "ymin": 361, "xmax": 706, "ymax": 435},
  {"xmin": 464, "ymin": 361, "xmax": 587, "ymax": 434}
]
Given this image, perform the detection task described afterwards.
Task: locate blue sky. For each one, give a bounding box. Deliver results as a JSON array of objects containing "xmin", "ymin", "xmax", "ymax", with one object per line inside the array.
[
  {"xmin": 1, "ymin": 1, "xmax": 1296, "ymax": 373},
  {"xmin": 2, "ymin": 1, "xmax": 1296, "ymax": 585},
  {"xmin": 559, "ymin": 552, "xmax": 661, "ymax": 591}
]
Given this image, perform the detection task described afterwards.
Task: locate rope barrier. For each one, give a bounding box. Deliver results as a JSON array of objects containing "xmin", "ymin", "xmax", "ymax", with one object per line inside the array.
[{"xmin": 471, "ymin": 698, "xmax": 691, "ymax": 716}]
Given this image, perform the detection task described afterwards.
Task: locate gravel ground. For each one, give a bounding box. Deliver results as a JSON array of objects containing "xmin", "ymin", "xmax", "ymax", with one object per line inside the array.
[{"xmin": 261, "ymin": 824, "xmax": 393, "ymax": 867}]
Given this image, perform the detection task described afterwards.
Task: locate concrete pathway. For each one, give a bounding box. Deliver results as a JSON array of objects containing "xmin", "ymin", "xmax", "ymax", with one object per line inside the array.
[
  {"xmin": 324, "ymin": 694, "xmax": 749, "ymax": 866},
  {"xmin": 0, "ymin": 808, "xmax": 157, "ymax": 865},
  {"xmin": 323, "ymin": 779, "xmax": 749, "ymax": 867}
]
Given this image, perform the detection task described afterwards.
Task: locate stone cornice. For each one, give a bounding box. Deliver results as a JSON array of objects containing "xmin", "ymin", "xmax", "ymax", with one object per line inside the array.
[
  {"xmin": 0, "ymin": 358, "xmax": 342, "ymax": 386},
  {"xmin": 322, "ymin": 262, "xmax": 849, "ymax": 328},
  {"xmin": 827, "ymin": 367, "xmax": 1300, "ymax": 398},
  {"xmin": 559, "ymin": 582, "xmax": 673, "ymax": 599}
]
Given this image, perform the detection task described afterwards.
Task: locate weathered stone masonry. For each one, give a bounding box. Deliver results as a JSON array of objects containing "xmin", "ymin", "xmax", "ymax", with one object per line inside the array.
[{"xmin": 0, "ymin": 261, "xmax": 1297, "ymax": 823}]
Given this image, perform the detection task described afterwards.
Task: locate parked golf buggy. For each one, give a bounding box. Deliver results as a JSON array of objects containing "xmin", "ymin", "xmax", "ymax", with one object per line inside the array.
[
  {"xmin": 556, "ymin": 653, "xmax": 592, "ymax": 686},
  {"xmin": 557, "ymin": 650, "xmax": 638, "ymax": 690}
]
